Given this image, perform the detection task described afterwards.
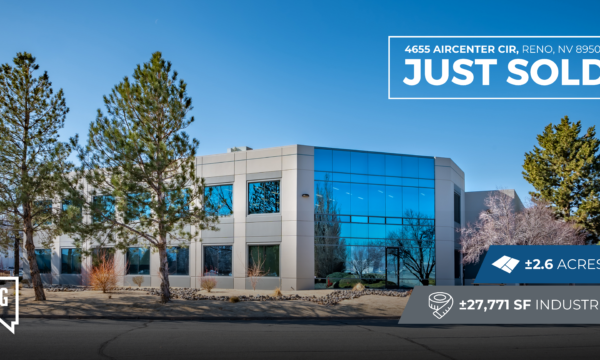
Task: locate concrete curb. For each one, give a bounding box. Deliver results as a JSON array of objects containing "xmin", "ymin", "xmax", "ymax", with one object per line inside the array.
[{"xmin": 20, "ymin": 315, "xmax": 400, "ymax": 321}]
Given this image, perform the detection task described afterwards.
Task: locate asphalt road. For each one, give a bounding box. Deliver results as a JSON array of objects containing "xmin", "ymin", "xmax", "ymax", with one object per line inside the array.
[{"xmin": 1, "ymin": 319, "xmax": 599, "ymax": 360}]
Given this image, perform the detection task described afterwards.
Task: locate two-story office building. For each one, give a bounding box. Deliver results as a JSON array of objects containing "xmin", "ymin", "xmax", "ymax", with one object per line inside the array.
[{"xmin": 27, "ymin": 144, "xmax": 473, "ymax": 290}]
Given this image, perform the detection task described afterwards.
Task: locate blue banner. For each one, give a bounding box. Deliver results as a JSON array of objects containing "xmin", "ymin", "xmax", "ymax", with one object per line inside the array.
[{"xmin": 474, "ymin": 245, "xmax": 600, "ymax": 284}]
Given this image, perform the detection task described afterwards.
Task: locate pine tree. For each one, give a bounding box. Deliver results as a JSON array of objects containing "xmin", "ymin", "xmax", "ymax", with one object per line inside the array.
[
  {"xmin": 0, "ymin": 52, "xmax": 72, "ymax": 300},
  {"xmin": 66, "ymin": 52, "xmax": 219, "ymax": 303},
  {"xmin": 523, "ymin": 116, "xmax": 600, "ymax": 242}
]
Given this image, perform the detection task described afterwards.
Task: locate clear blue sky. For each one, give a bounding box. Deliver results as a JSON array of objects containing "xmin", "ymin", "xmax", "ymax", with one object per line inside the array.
[{"xmin": 1, "ymin": 0, "xmax": 599, "ymax": 202}]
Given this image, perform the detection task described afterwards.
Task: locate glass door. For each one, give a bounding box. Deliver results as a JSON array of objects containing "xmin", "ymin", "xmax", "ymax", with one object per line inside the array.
[{"xmin": 385, "ymin": 247, "xmax": 400, "ymax": 289}]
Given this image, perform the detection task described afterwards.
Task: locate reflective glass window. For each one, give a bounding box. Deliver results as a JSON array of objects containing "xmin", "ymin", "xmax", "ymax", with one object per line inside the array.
[
  {"xmin": 314, "ymin": 172, "xmax": 331, "ymax": 181},
  {"xmin": 127, "ymin": 247, "xmax": 150, "ymax": 275},
  {"xmin": 369, "ymin": 185, "xmax": 385, "ymax": 216},
  {"xmin": 91, "ymin": 247, "xmax": 114, "ymax": 268},
  {"xmin": 368, "ymin": 175, "xmax": 386, "ymax": 184},
  {"xmin": 332, "ymin": 150, "xmax": 351, "ymax": 173},
  {"xmin": 333, "ymin": 173, "xmax": 351, "ymax": 182},
  {"xmin": 332, "ymin": 182, "xmax": 351, "ymax": 215},
  {"xmin": 248, "ymin": 181, "xmax": 280, "ymax": 214},
  {"xmin": 386, "ymin": 224, "xmax": 404, "ymax": 238},
  {"xmin": 165, "ymin": 189, "xmax": 191, "ymax": 218},
  {"xmin": 385, "ymin": 186, "xmax": 403, "ymax": 217},
  {"xmin": 419, "ymin": 157, "xmax": 435, "ymax": 179},
  {"xmin": 62, "ymin": 199, "xmax": 82, "ymax": 222},
  {"xmin": 402, "ymin": 156, "xmax": 419, "ymax": 178},
  {"xmin": 368, "ymin": 153, "xmax": 385, "ymax": 175},
  {"xmin": 385, "ymin": 177, "xmax": 403, "ymax": 186},
  {"xmin": 403, "ymin": 178, "xmax": 419, "ymax": 187},
  {"xmin": 314, "ymin": 149, "xmax": 332, "ymax": 171},
  {"xmin": 339, "ymin": 223, "xmax": 352, "ymax": 238},
  {"xmin": 419, "ymin": 179, "xmax": 435, "ymax": 188},
  {"xmin": 34, "ymin": 200, "xmax": 52, "ymax": 225},
  {"xmin": 402, "ymin": 187, "xmax": 419, "ymax": 217},
  {"xmin": 61, "ymin": 248, "xmax": 81, "ymax": 274},
  {"xmin": 205, "ymin": 184, "xmax": 233, "ymax": 216},
  {"xmin": 167, "ymin": 247, "xmax": 189, "ymax": 275},
  {"xmin": 249, "ymin": 245, "xmax": 280, "ymax": 277},
  {"xmin": 351, "ymin": 223, "xmax": 368, "ymax": 238},
  {"xmin": 369, "ymin": 224, "xmax": 386, "ymax": 238},
  {"xmin": 345, "ymin": 238, "xmax": 370, "ymax": 246},
  {"xmin": 92, "ymin": 195, "xmax": 115, "ymax": 223},
  {"xmin": 351, "ymin": 183, "xmax": 368, "ymax": 216},
  {"xmin": 126, "ymin": 193, "xmax": 152, "ymax": 221},
  {"xmin": 315, "ymin": 181, "xmax": 333, "ymax": 212},
  {"xmin": 419, "ymin": 188, "xmax": 435, "ymax": 219},
  {"xmin": 204, "ymin": 245, "xmax": 232, "ymax": 276},
  {"xmin": 313, "ymin": 148, "xmax": 435, "ymax": 289},
  {"xmin": 385, "ymin": 155, "xmax": 402, "ymax": 177},
  {"xmin": 351, "ymin": 174, "xmax": 368, "ymax": 183},
  {"xmin": 351, "ymin": 152, "xmax": 368, "ymax": 174},
  {"xmin": 35, "ymin": 249, "xmax": 51, "ymax": 274}
]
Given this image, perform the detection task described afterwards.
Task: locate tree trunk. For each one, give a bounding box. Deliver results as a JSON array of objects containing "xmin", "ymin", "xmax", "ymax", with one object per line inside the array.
[
  {"xmin": 13, "ymin": 231, "xmax": 19, "ymax": 276},
  {"xmin": 157, "ymin": 245, "xmax": 170, "ymax": 303},
  {"xmin": 24, "ymin": 223, "xmax": 45, "ymax": 301},
  {"xmin": 420, "ymin": 279, "xmax": 430, "ymax": 286}
]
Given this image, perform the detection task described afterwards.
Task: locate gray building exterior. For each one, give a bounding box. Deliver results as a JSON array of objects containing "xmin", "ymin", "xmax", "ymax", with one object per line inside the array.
[{"xmin": 25, "ymin": 144, "xmax": 520, "ymax": 289}]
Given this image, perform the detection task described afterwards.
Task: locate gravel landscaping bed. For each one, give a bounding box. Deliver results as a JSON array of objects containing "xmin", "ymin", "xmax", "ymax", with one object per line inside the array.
[{"xmin": 45, "ymin": 285, "xmax": 410, "ymax": 306}]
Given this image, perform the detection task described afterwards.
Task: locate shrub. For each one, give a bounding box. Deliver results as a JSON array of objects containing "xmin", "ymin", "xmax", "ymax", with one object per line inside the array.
[
  {"xmin": 352, "ymin": 282, "xmax": 365, "ymax": 291},
  {"xmin": 272, "ymin": 287, "xmax": 282, "ymax": 297},
  {"xmin": 339, "ymin": 278, "xmax": 362, "ymax": 288},
  {"xmin": 248, "ymin": 255, "xmax": 266, "ymax": 291},
  {"xmin": 132, "ymin": 276, "xmax": 144, "ymax": 287},
  {"xmin": 229, "ymin": 296, "xmax": 240, "ymax": 303},
  {"xmin": 86, "ymin": 250, "xmax": 121, "ymax": 293},
  {"xmin": 200, "ymin": 276, "xmax": 218, "ymax": 292}
]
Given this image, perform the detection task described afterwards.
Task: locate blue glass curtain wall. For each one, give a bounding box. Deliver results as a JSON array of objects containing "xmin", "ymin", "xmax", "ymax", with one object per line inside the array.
[{"xmin": 314, "ymin": 148, "xmax": 436, "ymax": 289}]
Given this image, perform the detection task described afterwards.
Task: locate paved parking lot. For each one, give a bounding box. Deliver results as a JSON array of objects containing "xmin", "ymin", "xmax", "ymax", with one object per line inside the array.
[{"xmin": 1, "ymin": 319, "xmax": 600, "ymax": 360}]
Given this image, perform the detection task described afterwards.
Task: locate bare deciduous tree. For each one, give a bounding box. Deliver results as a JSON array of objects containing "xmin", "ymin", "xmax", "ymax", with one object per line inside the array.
[
  {"xmin": 461, "ymin": 191, "xmax": 586, "ymax": 265},
  {"xmin": 314, "ymin": 177, "xmax": 346, "ymax": 278},
  {"xmin": 387, "ymin": 210, "xmax": 436, "ymax": 286}
]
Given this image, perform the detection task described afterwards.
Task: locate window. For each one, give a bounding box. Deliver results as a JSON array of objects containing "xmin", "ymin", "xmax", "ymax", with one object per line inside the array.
[
  {"xmin": 35, "ymin": 249, "xmax": 52, "ymax": 274},
  {"xmin": 61, "ymin": 248, "xmax": 82, "ymax": 274},
  {"xmin": 127, "ymin": 247, "xmax": 150, "ymax": 275},
  {"xmin": 34, "ymin": 200, "xmax": 52, "ymax": 225},
  {"xmin": 205, "ymin": 185, "xmax": 233, "ymax": 216},
  {"xmin": 204, "ymin": 246, "xmax": 232, "ymax": 276},
  {"xmin": 454, "ymin": 192, "xmax": 461, "ymax": 223},
  {"xmin": 167, "ymin": 247, "xmax": 189, "ymax": 275},
  {"xmin": 248, "ymin": 245, "xmax": 279, "ymax": 277},
  {"xmin": 126, "ymin": 193, "xmax": 152, "ymax": 221},
  {"xmin": 313, "ymin": 148, "xmax": 436, "ymax": 289},
  {"xmin": 166, "ymin": 189, "xmax": 190, "ymax": 218},
  {"xmin": 248, "ymin": 181, "xmax": 280, "ymax": 214},
  {"xmin": 62, "ymin": 199, "xmax": 82, "ymax": 222},
  {"xmin": 91, "ymin": 247, "xmax": 114, "ymax": 268},
  {"xmin": 92, "ymin": 195, "xmax": 115, "ymax": 223}
]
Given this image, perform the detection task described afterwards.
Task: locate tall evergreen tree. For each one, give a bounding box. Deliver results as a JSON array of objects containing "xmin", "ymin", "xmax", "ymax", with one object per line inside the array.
[
  {"xmin": 0, "ymin": 52, "xmax": 72, "ymax": 300},
  {"xmin": 66, "ymin": 52, "xmax": 219, "ymax": 303},
  {"xmin": 523, "ymin": 116, "xmax": 600, "ymax": 242}
]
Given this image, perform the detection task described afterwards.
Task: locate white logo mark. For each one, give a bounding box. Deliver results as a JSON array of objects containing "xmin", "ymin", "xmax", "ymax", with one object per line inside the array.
[
  {"xmin": 0, "ymin": 277, "xmax": 19, "ymax": 334},
  {"xmin": 492, "ymin": 255, "xmax": 520, "ymax": 273},
  {"xmin": 429, "ymin": 292, "xmax": 453, "ymax": 319}
]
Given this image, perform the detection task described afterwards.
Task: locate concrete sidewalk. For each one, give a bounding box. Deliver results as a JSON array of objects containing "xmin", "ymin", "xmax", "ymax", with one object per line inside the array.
[{"xmin": 18, "ymin": 288, "xmax": 408, "ymax": 320}]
